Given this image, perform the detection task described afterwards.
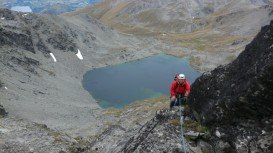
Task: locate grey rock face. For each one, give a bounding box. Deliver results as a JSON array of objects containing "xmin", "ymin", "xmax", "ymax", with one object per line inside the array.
[
  {"xmin": 118, "ymin": 108, "xmax": 212, "ymax": 153},
  {"xmin": 0, "ymin": 7, "xmax": 160, "ymax": 142},
  {"xmin": 0, "ymin": 7, "xmax": 162, "ymax": 152},
  {"xmin": 189, "ymin": 20, "xmax": 273, "ymax": 152},
  {"xmin": 120, "ymin": 109, "xmax": 185, "ymax": 152}
]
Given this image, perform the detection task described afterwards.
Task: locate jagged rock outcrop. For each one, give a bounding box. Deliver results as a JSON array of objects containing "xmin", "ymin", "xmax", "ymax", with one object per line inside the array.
[
  {"xmin": 117, "ymin": 108, "xmax": 212, "ymax": 153},
  {"xmin": 120, "ymin": 109, "xmax": 182, "ymax": 152},
  {"xmin": 189, "ymin": 20, "xmax": 273, "ymax": 152}
]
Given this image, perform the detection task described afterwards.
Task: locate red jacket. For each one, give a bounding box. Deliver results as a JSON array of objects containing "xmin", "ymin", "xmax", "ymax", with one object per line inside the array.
[{"xmin": 170, "ymin": 80, "xmax": 191, "ymax": 97}]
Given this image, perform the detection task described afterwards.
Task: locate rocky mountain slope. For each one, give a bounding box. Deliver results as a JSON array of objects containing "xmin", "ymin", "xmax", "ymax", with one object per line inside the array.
[
  {"xmin": 71, "ymin": 0, "xmax": 271, "ymax": 33},
  {"xmin": 0, "ymin": 7, "xmax": 168, "ymax": 152},
  {"xmin": 188, "ymin": 20, "xmax": 273, "ymax": 152},
  {"xmin": 0, "ymin": 0, "xmax": 272, "ymax": 152},
  {"xmin": 67, "ymin": 0, "xmax": 273, "ymax": 71},
  {"xmin": 0, "ymin": 7, "xmax": 159, "ymax": 136}
]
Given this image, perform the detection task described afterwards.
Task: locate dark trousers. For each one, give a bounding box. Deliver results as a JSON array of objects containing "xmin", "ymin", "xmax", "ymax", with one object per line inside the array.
[{"xmin": 170, "ymin": 96, "xmax": 186, "ymax": 108}]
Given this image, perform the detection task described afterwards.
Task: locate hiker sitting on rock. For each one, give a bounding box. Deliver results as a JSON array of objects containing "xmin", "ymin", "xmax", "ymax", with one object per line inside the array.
[{"xmin": 170, "ymin": 73, "xmax": 191, "ymax": 109}]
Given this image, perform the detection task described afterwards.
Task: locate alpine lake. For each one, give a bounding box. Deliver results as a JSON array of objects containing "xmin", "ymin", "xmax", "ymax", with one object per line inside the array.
[{"xmin": 82, "ymin": 54, "xmax": 201, "ymax": 108}]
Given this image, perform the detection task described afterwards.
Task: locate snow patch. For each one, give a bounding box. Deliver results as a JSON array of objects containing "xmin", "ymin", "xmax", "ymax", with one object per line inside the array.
[
  {"xmin": 215, "ymin": 130, "xmax": 221, "ymax": 138},
  {"xmin": 76, "ymin": 49, "xmax": 83, "ymax": 60},
  {"xmin": 22, "ymin": 13, "xmax": 28, "ymax": 17},
  {"xmin": 1, "ymin": 17, "xmax": 5, "ymax": 20},
  {"xmin": 49, "ymin": 53, "xmax": 57, "ymax": 62},
  {"xmin": 4, "ymin": 87, "xmax": 7, "ymax": 90}
]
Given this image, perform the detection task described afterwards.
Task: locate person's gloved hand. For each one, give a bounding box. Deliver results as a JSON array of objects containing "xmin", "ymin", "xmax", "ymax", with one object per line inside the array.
[{"xmin": 182, "ymin": 96, "xmax": 188, "ymax": 102}]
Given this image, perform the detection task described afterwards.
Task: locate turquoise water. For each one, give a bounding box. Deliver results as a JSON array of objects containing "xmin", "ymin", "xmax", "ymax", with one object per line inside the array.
[{"xmin": 82, "ymin": 54, "xmax": 201, "ymax": 108}]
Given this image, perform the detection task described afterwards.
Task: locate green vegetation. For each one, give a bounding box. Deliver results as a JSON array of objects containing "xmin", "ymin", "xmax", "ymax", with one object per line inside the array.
[
  {"xmin": 192, "ymin": 110, "xmax": 201, "ymax": 123},
  {"xmin": 169, "ymin": 117, "xmax": 209, "ymax": 134},
  {"xmin": 52, "ymin": 131, "xmax": 62, "ymax": 144},
  {"xmin": 180, "ymin": 38, "xmax": 206, "ymax": 51},
  {"xmin": 104, "ymin": 108, "xmax": 123, "ymax": 117},
  {"xmin": 177, "ymin": 33, "xmax": 240, "ymax": 52},
  {"xmin": 189, "ymin": 56, "xmax": 202, "ymax": 69},
  {"xmin": 104, "ymin": 96, "xmax": 169, "ymax": 118},
  {"xmin": 137, "ymin": 9, "xmax": 159, "ymax": 23},
  {"xmin": 183, "ymin": 120, "xmax": 209, "ymax": 133},
  {"xmin": 192, "ymin": 17, "xmax": 202, "ymax": 23},
  {"xmin": 226, "ymin": 54, "xmax": 237, "ymax": 62},
  {"xmin": 169, "ymin": 119, "xmax": 208, "ymax": 133},
  {"xmin": 169, "ymin": 119, "xmax": 180, "ymax": 127},
  {"xmin": 73, "ymin": 136, "xmax": 91, "ymax": 150}
]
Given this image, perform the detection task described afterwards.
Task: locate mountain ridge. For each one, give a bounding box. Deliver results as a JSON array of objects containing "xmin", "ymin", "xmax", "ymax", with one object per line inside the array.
[
  {"xmin": 0, "ymin": 7, "xmax": 158, "ymax": 135},
  {"xmin": 0, "ymin": 0, "xmax": 273, "ymax": 152},
  {"xmin": 66, "ymin": 0, "xmax": 273, "ymax": 71}
]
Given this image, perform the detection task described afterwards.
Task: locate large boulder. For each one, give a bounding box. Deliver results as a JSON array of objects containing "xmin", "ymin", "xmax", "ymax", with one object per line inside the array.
[{"xmin": 189, "ymin": 20, "xmax": 273, "ymax": 152}]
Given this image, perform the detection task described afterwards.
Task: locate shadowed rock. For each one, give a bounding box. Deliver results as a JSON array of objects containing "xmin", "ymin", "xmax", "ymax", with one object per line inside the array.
[
  {"xmin": 189, "ymin": 20, "xmax": 273, "ymax": 152},
  {"xmin": 0, "ymin": 104, "xmax": 8, "ymax": 117}
]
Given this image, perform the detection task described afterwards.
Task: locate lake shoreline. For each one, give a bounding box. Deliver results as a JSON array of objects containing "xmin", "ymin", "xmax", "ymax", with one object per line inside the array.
[{"xmin": 83, "ymin": 54, "xmax": 201, "ymax": 109}]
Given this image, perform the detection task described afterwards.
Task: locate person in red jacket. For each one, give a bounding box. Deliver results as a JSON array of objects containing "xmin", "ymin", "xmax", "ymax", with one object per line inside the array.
[{"xmin": 170, "ymin": 73, "xmax": 191, "ymax": 108}]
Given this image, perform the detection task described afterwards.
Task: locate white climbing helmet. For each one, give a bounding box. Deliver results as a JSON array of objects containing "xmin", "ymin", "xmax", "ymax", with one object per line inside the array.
[{"xmin": 177, "ymin": 74, "xmax": 185, "ymax": 80}]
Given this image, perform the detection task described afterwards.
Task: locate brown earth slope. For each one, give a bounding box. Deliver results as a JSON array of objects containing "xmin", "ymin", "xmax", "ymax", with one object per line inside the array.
[{"xmin": 66, "ymin": 0, "xmax": 273, "ymax": 71}]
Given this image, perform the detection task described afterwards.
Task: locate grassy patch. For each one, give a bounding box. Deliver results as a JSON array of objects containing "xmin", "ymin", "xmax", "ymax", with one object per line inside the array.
[
  {"xmin": 169, "ymin": 118, "xmax": 209, "ymax": 134},
  {"xmin": 159, "ymin": 25, "xmax": 247, "ymax": 54},
  {"xmin": 189, "ymin": 56, "xmax": 202, "ymax": 69},
  {"xmin": 74, "ymin": 136, "xmax": 90, "ymax": 148},
  {"xmin": 169, "ymin": 115, "xmax": 208, "ymax": 133},
  {"xmin": 113, "ymin": 22, "xmax": 154, "ymax": 36},
  {"xmin": 179, "ymin": 34, "xmax": 239, "ymax": 52},
  {"xmin": 192, "ymin": 17, "xmax": 202, "ymax": 23},
  {"xmin": 52, "ymin": 131, "xmax": 62, "ymax": 143},
  {"xmin": 180, "ymin": 38, "xmax": 206, "ymax": 51},
  {"xmin": 169, "ymin": 119, "xmax": 180, "ymax": 127},
  {"xmin": 137, "ymin": 9, "xmax": 159, "ymax": 23},
  {"xmin": 125, "ymin": 96, "xmax": 169, "ymax": 110},
  {"xmin": 104, "ymin": 108, "xmax": 123, "ymax": 117},
  {"xmin": 183, "ymin": 120, "xmax": 208, "ymax": 133},
  {"xmin": 225, "ymin": 54, "xmax": 237, "ymax": 62},
  {"xmin": 100, "ymin": 2, "xmax": 129, "ymax": 24},
  {"xmin": 104, "ymin": 96, "xmax": 169, "ymax": 117},
  {"xmin": 33, "ymin": 123, "xmax": 49, "ymax": 130}
]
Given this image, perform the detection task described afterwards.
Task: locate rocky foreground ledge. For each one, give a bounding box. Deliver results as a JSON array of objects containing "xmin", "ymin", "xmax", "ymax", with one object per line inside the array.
[{"xmin": 118, "ymin": 108, "xmax": 210, "ymax": 153}]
